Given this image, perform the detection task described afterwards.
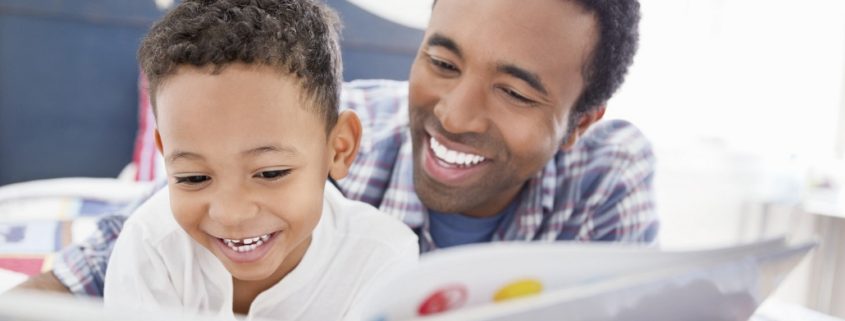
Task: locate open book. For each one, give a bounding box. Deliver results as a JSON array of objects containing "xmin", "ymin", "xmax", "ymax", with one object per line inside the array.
[
  {"xmin": 361, "ymin": 238, "xmax": 816, "ymax": 321},
  {"xmin": 0, "ymin": 238, "xmax": 814, "ymax": 321}
]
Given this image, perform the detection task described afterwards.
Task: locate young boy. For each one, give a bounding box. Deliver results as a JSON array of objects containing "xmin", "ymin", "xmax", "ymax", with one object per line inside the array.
[{"xmin": 102, "ymin": 0, "xmax": 419, "ymax": 319}]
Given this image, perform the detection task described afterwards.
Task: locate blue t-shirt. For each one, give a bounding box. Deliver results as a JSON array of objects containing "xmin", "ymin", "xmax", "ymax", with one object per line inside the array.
[{"xmin": 428, "ymin": 200, "xmax": 519, "ymax": 248}]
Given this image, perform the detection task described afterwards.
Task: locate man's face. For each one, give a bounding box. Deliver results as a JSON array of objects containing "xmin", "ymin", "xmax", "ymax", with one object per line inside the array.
[
  {"xmin": 155, "ymin": 64, "xmax": 329, "ymax": 285},
  {"xmin": 408, "ymin": 0, "xmax": 599, "ymax": 216}
]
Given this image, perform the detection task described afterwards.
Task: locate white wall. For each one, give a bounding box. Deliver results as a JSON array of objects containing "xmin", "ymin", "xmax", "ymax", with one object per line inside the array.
[{"xmin": 606, "ymin": 0, "xmax": 845, "ymax": 314}]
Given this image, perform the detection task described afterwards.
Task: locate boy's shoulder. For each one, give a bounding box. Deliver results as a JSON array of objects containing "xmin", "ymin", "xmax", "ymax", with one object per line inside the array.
[
  {"xmin": 323, "ymin": 182, "xmax": 418, "ymax": 255},
  {"xmin": 121, "ymin": 186, "xmax": 183, "ymax": 245}
]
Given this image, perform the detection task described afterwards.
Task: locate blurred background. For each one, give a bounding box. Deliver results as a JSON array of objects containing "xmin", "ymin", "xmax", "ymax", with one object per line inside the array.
[{"xmin": 1, "ymin": 0, "xmax": 845, "ymax": 318}]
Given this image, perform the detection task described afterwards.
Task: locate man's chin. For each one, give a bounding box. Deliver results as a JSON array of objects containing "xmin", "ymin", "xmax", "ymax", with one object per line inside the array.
[
  {"xmin": 416, "ymin": 188, "xmax": 473, "ymax": 214},
  {"xmin": 413, "ymin": 172, "xmax": 482, "ymax": 214}
]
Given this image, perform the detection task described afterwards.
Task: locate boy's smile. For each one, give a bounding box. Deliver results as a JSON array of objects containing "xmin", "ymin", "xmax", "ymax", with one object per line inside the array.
[
  {"xmin": 153, "ymin": 64, "xmax": 332, "ymax": 286},
  {"xmin": 212, "ymin": 231, "xmax": 280, "ymax": 263}
]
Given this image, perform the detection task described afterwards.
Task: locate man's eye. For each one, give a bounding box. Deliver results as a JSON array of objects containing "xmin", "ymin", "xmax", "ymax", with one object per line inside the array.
[
  {"xmin": 502, "ymin": 87, "xmax": 537, "ymax": 106},
  {"xmin": 429, "ymin": 56, "xmax": 459, "ymax": 73},
  {"xmin": 254, "ymin": 169, "xmax": 291, "ymax": 180},
  {"xmin": 174, "ymin": 175, "xmax": 210, "ymax": 185}
]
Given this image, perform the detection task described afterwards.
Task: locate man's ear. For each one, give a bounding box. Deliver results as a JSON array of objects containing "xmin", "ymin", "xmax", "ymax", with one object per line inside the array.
[
  {"xmin": 327, "ymin": 111, "xmax": 362, "ymax": 180},
  {"xmin": 154, "ymin": 128, "xmax": 164, "ymax": 154},
  {"xmin": 561, "ymin": 105, "xmax": 606, "ymax": 149}
]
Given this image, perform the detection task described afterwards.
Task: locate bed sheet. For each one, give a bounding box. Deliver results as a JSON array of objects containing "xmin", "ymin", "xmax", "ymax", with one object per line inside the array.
[{"xmin": 0, "ymin": 178, "xmax": 153, "ymax": 291}]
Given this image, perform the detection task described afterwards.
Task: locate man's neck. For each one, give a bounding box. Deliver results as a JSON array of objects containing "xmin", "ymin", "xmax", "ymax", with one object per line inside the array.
[{"xmin": 461, "ymin": 183, "xmax": 524, "ymax": 218}]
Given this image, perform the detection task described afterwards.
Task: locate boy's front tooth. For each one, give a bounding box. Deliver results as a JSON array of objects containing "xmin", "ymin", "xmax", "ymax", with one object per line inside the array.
[{"xmin": 244, "ymin": 238, "xmax": 253, "ymax": 245}]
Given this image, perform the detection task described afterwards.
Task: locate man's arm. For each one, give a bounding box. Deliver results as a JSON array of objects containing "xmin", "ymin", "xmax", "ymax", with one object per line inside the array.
[
  {"xmin": 13, "ymin": 214, "xmax": 128, "ymax": 296},
  {"xmin": 12, "ymin": 272, "xmax": 69, "ymax": 293},
  {"xmin": 13, "ymin": 180, "xmax": 165, "ymax": 296}
]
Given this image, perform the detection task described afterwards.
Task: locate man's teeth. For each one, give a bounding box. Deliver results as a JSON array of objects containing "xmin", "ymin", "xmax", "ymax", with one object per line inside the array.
[
  {"xmin": 223, "ymin": 233, "xmax": 272, "ymax": 253},
  {"xmin": 430, "ymin": 137, "xmax": 485, "ymax": 166}
]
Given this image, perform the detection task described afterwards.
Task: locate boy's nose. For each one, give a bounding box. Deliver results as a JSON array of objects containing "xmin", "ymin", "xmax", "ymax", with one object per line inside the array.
[{"xmin": 207, "ymin": 187, "xmax": 259, "ymax": 226}]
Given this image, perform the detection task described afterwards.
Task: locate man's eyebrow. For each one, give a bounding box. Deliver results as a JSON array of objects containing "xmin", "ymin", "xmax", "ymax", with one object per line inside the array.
[
  {"xmin": 241, "ymin": 145, "xmax": 298, "ymax": 157},
  {"xmin": 426, "ymin": 33, "xmax": 462, "ymax": 59},
  {"xmin": 497, "ymin": 64, "xmax": 549, "ymax": 96}
]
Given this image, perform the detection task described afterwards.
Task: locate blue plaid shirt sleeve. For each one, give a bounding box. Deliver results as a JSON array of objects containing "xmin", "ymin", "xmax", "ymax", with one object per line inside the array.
[
  {"xmin": 52, "ymin": 180, "xmax": 165, "ymax": 296},
  {"xmin": 52, "ymin": 214, "xmax": 127, "ymax": 296}
]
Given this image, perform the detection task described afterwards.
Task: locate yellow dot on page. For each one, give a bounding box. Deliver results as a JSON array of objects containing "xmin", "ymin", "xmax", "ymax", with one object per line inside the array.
[{"xmin": 493, "ymin": 279, "xmax": 543, "ymax": 302}]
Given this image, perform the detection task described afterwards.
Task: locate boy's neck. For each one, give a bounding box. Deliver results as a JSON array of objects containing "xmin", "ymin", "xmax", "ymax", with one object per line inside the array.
[{"xmin": 231, "ymin": 236, "xmax": 313, "ymax": 315}]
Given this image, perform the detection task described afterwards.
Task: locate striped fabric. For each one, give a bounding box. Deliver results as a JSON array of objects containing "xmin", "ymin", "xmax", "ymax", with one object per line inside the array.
[
  {"xmin": 131, "ymin": 73, "xmax": 161, "ymax": 182},
  {"xmin": 53, "ymin": 79, "xmax": 658, "ymax": 296}
]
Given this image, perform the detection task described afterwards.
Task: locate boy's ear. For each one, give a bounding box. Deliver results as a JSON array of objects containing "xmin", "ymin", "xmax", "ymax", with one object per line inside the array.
[
  {"xmin": 561, "ymin": 105, "xmax": 606, "ymax": 150},
  {"xmin": 327, "ymin": 110, "xmax": 362, "ymax": 180},
  {"xmin": 154, "ymin": 128, "xmax": 164, "ymax": 154}
]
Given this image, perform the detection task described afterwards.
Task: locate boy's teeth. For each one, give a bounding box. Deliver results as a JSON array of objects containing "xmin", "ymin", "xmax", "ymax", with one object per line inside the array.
[
  {"xmin": 429, "ymin": 137, "xmax": 486, "ymax": 166},
  {"xmin": 222, "ymin": 233, "xmax": 272, "ymax": 252}
]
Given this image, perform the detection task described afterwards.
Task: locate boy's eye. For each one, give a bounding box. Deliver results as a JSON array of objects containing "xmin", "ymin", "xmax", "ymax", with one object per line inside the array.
[
  {"xmin": 174, "ymin": 175, "xmax": 210, "ymax": 185},
  {"xmin": 254, "ymin": 169, "xmax": 291, "ymax": 180}
]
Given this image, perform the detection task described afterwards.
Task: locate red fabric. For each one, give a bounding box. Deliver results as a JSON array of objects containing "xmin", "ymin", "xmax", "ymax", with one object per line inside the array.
[
  {"xmin": 0, "ymin": 257, "xmax": 45, "ymax": 276},
  {"xmin": 132, "ymin": 72, "xmax": 158, "ymax": 182}
]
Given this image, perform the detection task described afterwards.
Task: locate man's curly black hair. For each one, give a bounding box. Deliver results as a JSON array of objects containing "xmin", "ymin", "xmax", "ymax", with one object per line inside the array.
[
  {"xmin": 139, "ymin": 0, "xmax": 342, "ymax": 131},
  {"xmin": 570, "ymin": 0, "xmax": 640, "ymax": 115}
]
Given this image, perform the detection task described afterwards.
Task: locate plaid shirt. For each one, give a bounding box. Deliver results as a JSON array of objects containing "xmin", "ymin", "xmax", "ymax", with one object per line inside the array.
[{"xmin": 53, "ymin": 79, "xmax": 658, "ymax": 296}]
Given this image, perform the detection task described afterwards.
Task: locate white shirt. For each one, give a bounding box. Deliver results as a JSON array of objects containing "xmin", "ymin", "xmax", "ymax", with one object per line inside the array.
[{"xmin": 104, "ymin": 183, "xmax": 419, "ymax": 320}]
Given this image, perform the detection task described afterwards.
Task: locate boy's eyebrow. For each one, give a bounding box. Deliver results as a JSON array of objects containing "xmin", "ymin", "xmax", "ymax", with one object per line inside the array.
[
  {"xmin": 242, "ymin": 145, "xmax": 298, "ymax": 157},
  {"xmin": 168, "ymin": 151, "xmax": 204, "ymax": 163},
  {"xmin": 426, "ymin": 33, "xmax": 462, "ymax": 59},
  {"xmin": 167, "ymin": 145, "xmax": 297, "ymax": 163}
]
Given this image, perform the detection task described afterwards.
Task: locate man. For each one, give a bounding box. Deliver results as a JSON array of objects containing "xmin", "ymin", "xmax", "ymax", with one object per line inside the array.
[{"xmin": 18, "ymin": 0, "xmax": 657, "ymax": 295}]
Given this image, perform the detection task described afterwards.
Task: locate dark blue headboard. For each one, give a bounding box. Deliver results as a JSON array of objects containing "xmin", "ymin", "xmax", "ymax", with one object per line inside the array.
[{"xmin": 0, "ymin": 0, "xmax": 423, "ymax": 185}]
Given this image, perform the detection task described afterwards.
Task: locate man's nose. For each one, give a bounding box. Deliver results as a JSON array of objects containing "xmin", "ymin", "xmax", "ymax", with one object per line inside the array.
[
  {"xmin": 433, "ymin": 79, "xmax": 489, "ymax": 134},
  {"xmin": 208, "ymin": 185, "xmax": 258, "ymax": 226}
]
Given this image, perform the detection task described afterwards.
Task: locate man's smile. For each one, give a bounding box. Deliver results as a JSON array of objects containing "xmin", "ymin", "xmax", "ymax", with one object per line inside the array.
[
  {"xmin": 429, "ymin": 136, "xmax": 487, "ymax": 167},
  {"xmin": 422, "ymin": 132, "xmax": 492, "ymax": 186}
]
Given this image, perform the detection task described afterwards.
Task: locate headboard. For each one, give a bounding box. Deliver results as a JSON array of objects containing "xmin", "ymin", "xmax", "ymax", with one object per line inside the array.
[{"xmin": 0, "ymin": 0, "xmax": 423, "ymax": 185}]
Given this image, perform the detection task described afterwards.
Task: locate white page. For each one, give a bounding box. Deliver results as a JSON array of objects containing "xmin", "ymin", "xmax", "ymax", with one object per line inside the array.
[{"xmin": 362, "ymin": 238, "xmax": 814, "ymax": 321}]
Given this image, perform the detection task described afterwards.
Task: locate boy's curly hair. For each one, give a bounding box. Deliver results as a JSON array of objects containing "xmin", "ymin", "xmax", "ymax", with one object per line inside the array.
[{"xmin": 139, "ymin": 0, "xmax": 342, "ymax": 131}]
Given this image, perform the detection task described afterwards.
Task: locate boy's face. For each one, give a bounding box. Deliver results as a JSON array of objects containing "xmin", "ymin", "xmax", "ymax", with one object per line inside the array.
[
  {"xmin": 408, "ymin": 0, "xmax": 602, "ymax": 216},
  {"xmin": 154, "ymin": 64, "xmax": 346, "ymax": 283}
]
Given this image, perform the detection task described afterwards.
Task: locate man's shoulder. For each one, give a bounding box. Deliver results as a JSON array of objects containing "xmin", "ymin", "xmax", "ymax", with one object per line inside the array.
[
  {"xmin": 339, "ymin": 80, "xmax": 412, "ymax": 202},
  {"xmin": 341, "ymin": 79, "xmax": 409, "ymax": 138},
  {"xmin": 564, "ymin": 119, "xmax": 655, "ymax": 169},
  {"xmin": 548, "ymin": 119, "xmax": 656, "ymax": 207},
  {"xmin": 341, "ymin": 79, "xmax": 408, "ymax": 114}
]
